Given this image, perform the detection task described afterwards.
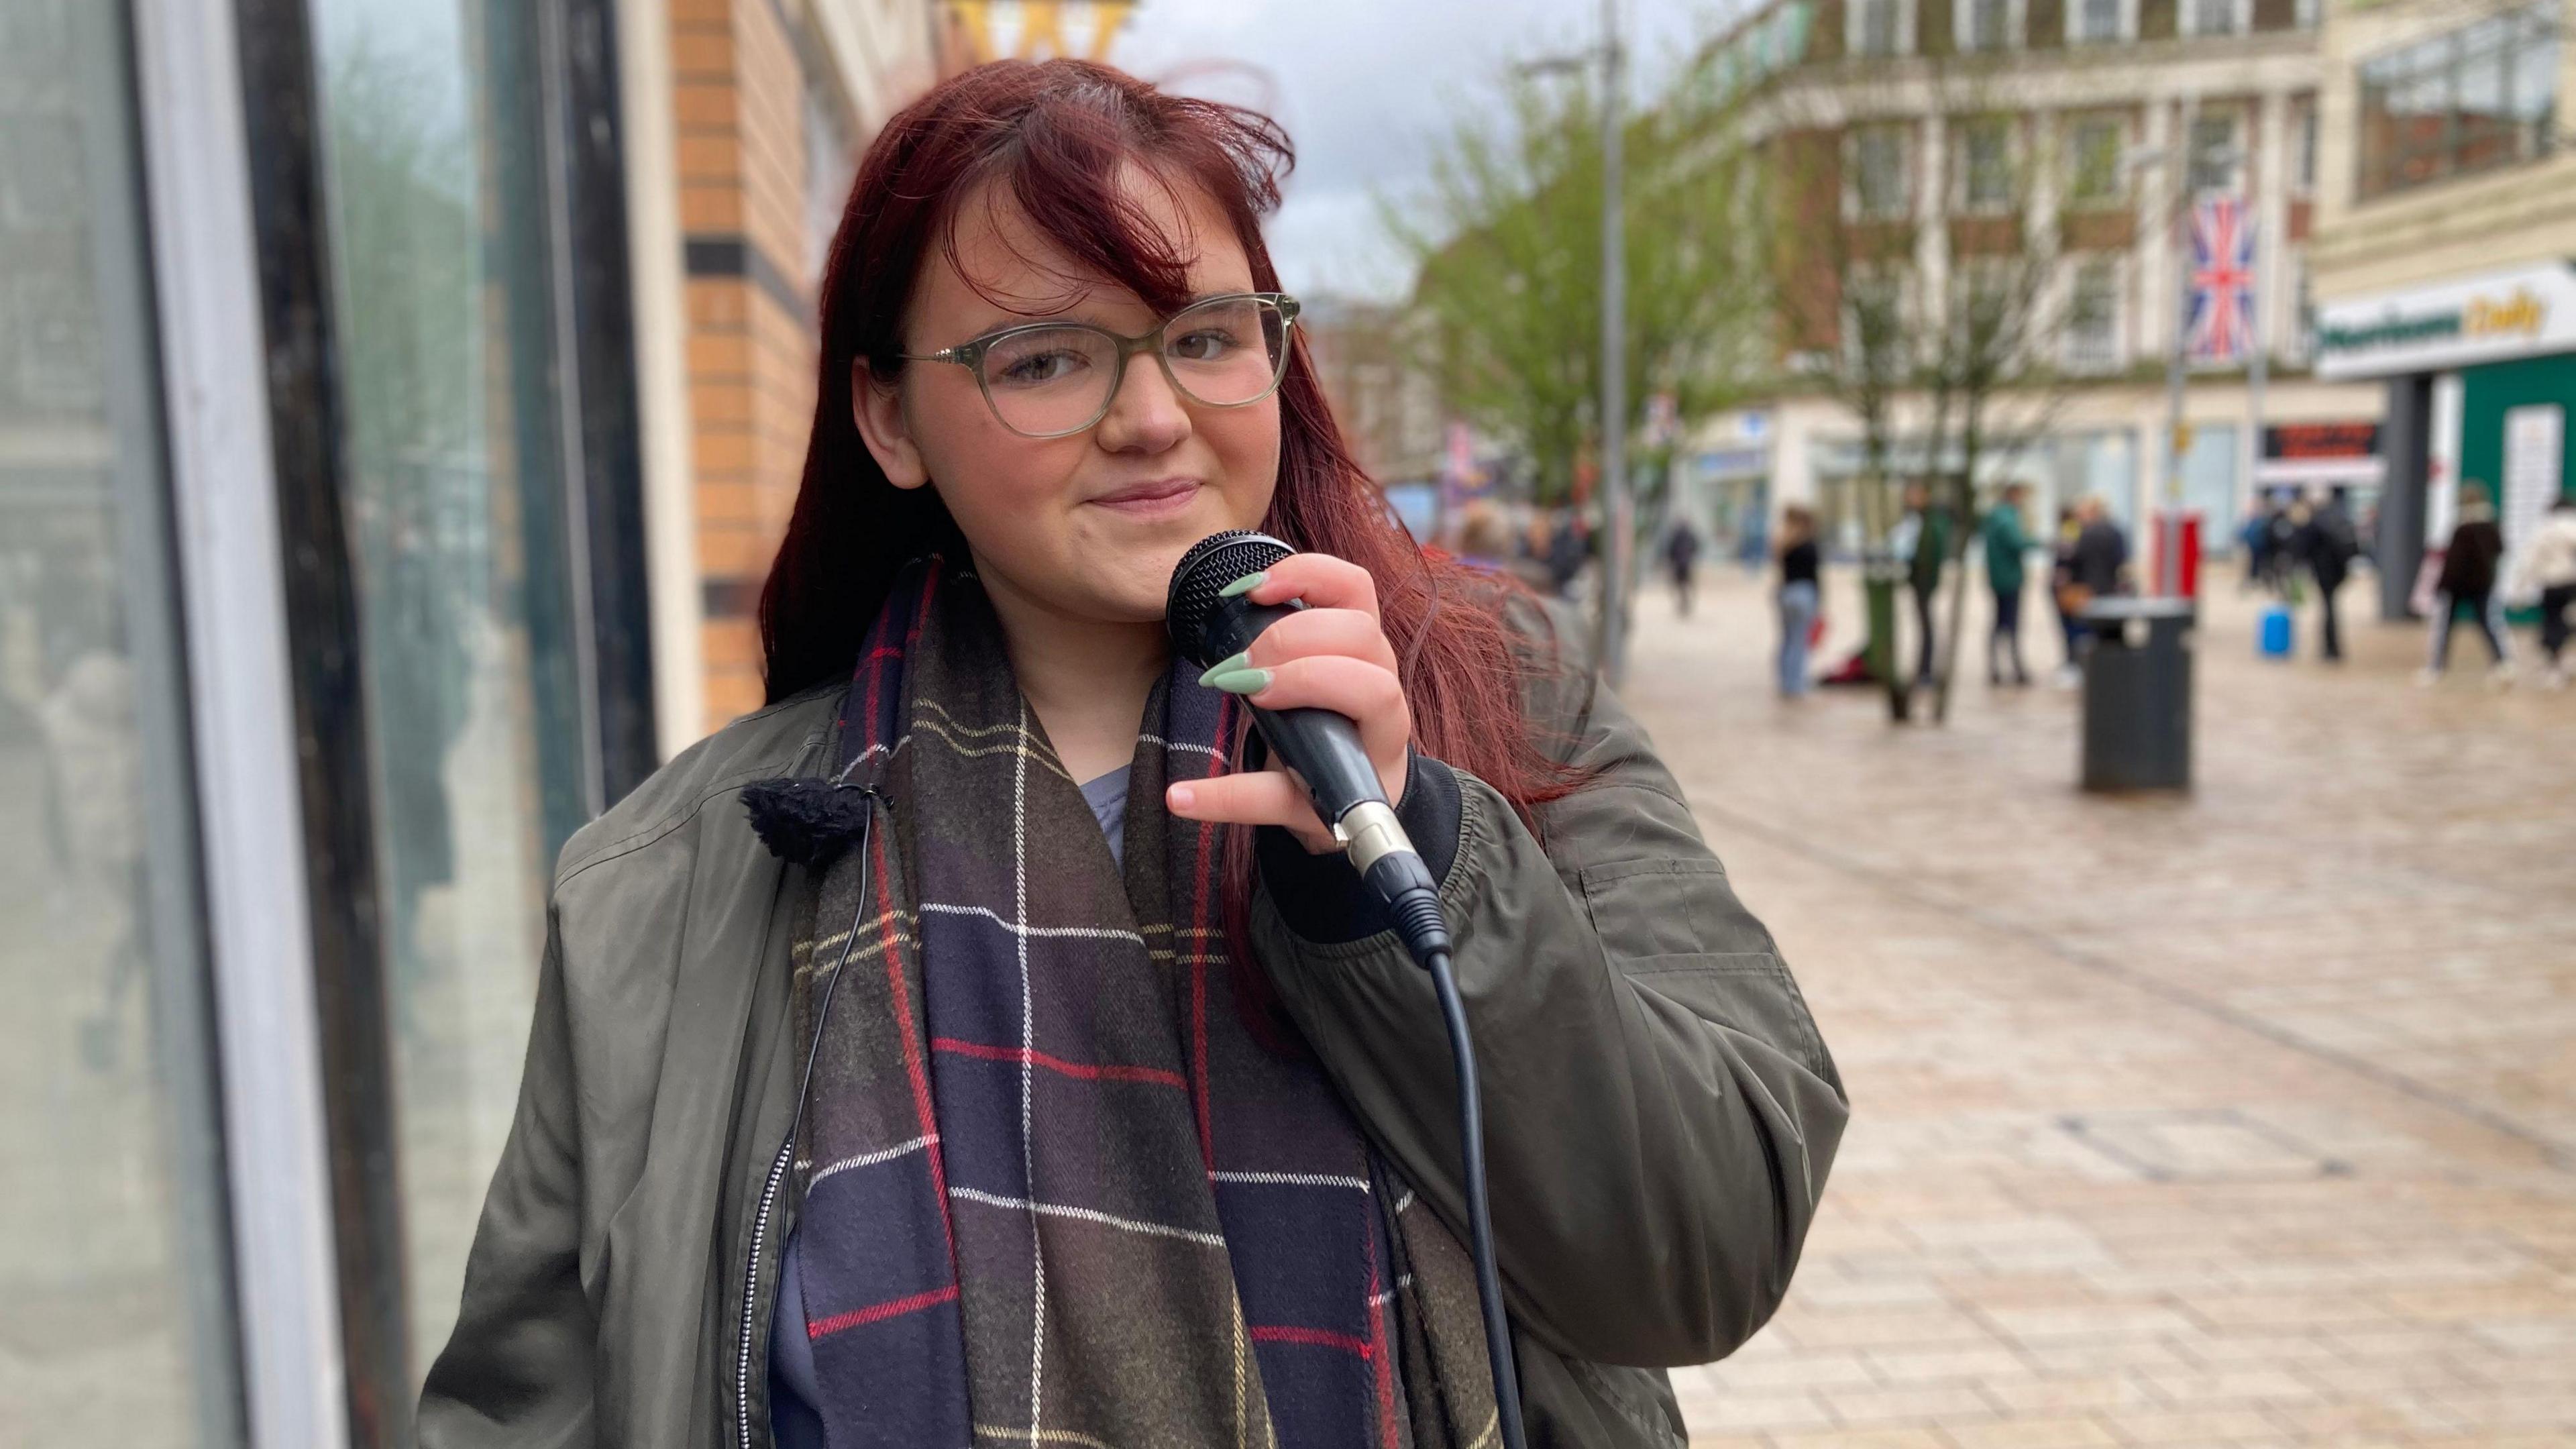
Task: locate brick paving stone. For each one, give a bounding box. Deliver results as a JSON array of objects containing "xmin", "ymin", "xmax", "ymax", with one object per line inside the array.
[{"xmin": 1625, "ymin": 574, "xmax": 2576, "ymax": 1449}]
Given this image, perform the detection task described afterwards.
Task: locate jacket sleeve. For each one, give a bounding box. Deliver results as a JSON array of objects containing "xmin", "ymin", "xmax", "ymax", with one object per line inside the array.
[
  {"xmin": 1250, "ymin": 634, "xmax": 1848, "ymax": 1369},
  {"xmin": 417, "ymin": 907, "xmax": 598, "ymax": 1446}
]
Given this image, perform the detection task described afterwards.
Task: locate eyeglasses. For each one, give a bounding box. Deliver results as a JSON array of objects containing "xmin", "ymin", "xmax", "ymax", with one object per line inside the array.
[{"xmin": 898, "ymin": 292, "xmax": 1301, "ymax": 439}]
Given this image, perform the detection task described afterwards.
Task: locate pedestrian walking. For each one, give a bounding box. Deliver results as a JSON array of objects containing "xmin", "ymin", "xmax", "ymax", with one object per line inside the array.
[
  {"xmin": 417, "ymin": 57, "xmax": 1845, "ymax": 1449},
  {"xmin": 2290, "ymin": 494, "xmax": 2359, "ymax": 662},
  {"xmin": 1980, "ymin": 483, "xmax": 2034, "ymax": 686},
  {"xmin": 1664, "ymin": 517, "xmax": 1704, "ymax": 616},
  {"xmin": 2508, "ymin": 494, "xmax": 2576, "ymax": 688},
  {"xmin": 2420, "ymin": 481, "xmax": 2512, "ymax": 686},
  {"xmin": 1899, "ymin": 482, "xmax": 1953, "ymax": 688},
  {"xmin": 1777, "ymin": 504, "xmax": 1822, "ymax": 698}
]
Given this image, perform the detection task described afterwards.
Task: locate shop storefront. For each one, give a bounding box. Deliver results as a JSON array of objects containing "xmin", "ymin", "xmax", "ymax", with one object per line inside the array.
[
  {"xmin": 2316, "ymin": 259, "xmax": 2576, "ymax": 613},
  {"xmin": 1, "ymin": 2, "xmax": 651, "ymax": 1444}
]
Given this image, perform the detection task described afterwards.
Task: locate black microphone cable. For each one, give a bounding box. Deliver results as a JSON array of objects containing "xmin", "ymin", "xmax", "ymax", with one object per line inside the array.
[{"xmin": 1371, "ymin": 853, "xmax": 1529, "ymax": 1449}]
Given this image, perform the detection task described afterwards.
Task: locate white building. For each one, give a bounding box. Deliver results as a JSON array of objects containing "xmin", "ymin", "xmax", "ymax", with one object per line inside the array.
[{"xmin": 1686, "ymin": 0, "xmax": 2386, "ymax": 557}]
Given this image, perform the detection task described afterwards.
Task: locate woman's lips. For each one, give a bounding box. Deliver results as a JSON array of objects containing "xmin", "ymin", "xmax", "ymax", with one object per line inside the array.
[{"xmin": 1085, "ymin": 478, "xmax": 1202, "ymax": 519}]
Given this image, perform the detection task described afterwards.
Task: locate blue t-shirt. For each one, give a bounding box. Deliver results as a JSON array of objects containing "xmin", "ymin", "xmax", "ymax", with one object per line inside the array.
[{"xmin": 769, "ymin": 766, "xmax": 1132, "ymax": 1441}]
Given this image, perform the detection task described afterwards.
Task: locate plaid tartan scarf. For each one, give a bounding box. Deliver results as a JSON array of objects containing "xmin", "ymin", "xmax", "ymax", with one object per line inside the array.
[{"xmin": 785, "ymin": 557, "xmax": 1500, "ymax": 1449}]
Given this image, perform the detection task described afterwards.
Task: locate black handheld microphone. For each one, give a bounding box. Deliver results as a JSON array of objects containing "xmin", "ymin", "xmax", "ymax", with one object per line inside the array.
[
  {"xmin": 1166, "ymin": 529, "xmax": 1527, "ymax": 1449},
  {"xmin": 1165, "ymin": 530, "xmax": 1448, "ymax": 956}
]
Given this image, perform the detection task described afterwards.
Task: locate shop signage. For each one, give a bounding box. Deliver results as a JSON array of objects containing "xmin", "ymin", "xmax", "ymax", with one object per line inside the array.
[
  {"xmin": 2316, "ymin": 260, "xmax": 2576, "ymax": 379},
  {"xmin": 2257, "ymin": 420, "xmax": 2385, "ymax": 486},
  {"xmin": 2263, "ymin": 421, "xmax": 2379, "ymax": 461}
]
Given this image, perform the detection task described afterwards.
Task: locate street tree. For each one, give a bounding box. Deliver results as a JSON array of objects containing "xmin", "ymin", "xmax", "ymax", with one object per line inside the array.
[{"xmin": 1385, "ymin": 69, "xmax": 1770, "ymax": 525}]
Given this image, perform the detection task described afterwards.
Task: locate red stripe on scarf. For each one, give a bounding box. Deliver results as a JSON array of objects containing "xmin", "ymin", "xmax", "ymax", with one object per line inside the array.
[
  {"xmin": 806, "ymin": 1283, "xmax": 961, "ymax": 1340},
  {"xmin": 1368, "ymin": 1213, "xmax": 1399, "ymax": 1444},
  {"xmin": 1250, "ymin": 1324, "xmax": 1374, "ymax": 1359},
  {"xmin": 873, "ymin": 821, "xmax": 956, "ymax": 1262},
  {"xmin": 931, "ymin": 1037, "xmax": 1188, "ymax": 1089}
]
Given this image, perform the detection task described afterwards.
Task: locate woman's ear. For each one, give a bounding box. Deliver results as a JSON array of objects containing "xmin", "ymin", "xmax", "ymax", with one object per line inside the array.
[{"xmin": 853, "ymin": 357, "xmax": 931, "ymax": 491}]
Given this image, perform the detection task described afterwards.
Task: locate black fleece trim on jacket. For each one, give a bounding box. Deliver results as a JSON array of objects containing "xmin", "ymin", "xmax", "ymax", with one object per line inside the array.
[{"xmin": 1252, "ymin": 748, "xmax": 1462, "ymax": 944}]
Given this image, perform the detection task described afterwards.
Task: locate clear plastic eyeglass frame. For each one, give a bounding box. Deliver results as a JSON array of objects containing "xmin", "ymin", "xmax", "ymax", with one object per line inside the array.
[{"xmin": 896, "ymin": 290, "xmax": 1301, "ymax": 439}]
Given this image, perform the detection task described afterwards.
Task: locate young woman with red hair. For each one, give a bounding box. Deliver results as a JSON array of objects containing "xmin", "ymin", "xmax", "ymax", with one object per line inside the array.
[{"xmin": 421, "ymin": 58, "xmax": 1843, "ymax": 1449}]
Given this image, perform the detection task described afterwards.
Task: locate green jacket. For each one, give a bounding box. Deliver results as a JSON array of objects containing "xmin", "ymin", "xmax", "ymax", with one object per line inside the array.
[
  {"xmin": 1981, "ymin": 504, "xmax": 2033, "ymax": 595},
  {"xmin": 417, "ymin": 614, "xmax": 1847, "ymax": 1449}
]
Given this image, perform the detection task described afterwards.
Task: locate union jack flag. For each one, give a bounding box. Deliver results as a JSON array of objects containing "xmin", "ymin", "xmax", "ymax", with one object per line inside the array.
[{"xmin": 2187, "ymin": 196, "xmax": 2255, "ymax": 364}]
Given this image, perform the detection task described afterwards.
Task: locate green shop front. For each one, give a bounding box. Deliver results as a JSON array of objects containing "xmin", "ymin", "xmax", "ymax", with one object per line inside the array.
[{"xmin": 2316, "ymin": 259, "xmax": 2576, "ymax": 619}]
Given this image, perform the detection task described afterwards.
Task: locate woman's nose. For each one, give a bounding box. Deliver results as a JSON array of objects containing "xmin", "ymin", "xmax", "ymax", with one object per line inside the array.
[{"xmin": 1093, "ymin": 354, "xmax": 1191, "ymax": 454}]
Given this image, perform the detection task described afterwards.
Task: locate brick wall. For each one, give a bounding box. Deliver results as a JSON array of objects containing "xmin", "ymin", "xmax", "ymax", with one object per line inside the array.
[{"xmin": 672, "ymin": 0, "xmax": 819, "ymax": 730}]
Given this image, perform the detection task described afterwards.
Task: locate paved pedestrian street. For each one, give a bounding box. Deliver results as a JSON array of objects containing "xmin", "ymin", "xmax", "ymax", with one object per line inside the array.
[{"xmin": 1616, "ymin": 566, "xmax": 2576, "ymax": 1449}]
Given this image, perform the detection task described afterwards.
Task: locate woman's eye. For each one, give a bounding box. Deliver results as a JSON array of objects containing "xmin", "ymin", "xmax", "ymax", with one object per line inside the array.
[
  {"xmin": 994, "ymin": 349, "xmax": 1088, "ymax": 386},
  {"xmin": 1171, "ymin": 329, "xmax": 1237, "ymax": 362}
]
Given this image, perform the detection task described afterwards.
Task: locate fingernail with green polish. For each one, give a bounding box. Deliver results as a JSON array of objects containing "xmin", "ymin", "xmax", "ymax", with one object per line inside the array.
[
  {"xmin": 1204, "ymin": 667, "xmax": 1271, "ymax": 695},
  {"xmin": 1218, "ymin": 572, "xmax": 1267, "ymax": 598},
  {"xmin": 1195, "ymin": 651, "xmax": 1250, "ymax": 686}
]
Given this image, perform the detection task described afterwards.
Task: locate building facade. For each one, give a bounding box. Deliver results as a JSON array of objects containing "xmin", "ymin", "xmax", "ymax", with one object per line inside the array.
[
  {"xmin": 1693, "ymin": 0, "xmax": 2386, "ymax": 559},
  {"xmin": 622, "ymin": 0, "xmax": 943, "ymax": 736},
  {"xmin": 2308, "ymin": 0, "xmax": 2571, "ymax": 617}
]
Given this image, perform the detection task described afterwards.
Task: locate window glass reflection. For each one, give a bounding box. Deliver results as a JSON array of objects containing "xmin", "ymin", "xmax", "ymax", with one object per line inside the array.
[
  {"xmin": 0, "ymin": 1, "xmax": 240, "ymax": 1442},
  {"xmin": 310, "ymin": 0, "xmax": 592, "ymax": 1385}
]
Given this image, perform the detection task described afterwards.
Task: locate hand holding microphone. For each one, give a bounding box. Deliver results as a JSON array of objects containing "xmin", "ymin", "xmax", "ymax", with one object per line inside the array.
[{"xmin": 1161, "ymin": 545, "xmax": 1411, "ymax": 849}]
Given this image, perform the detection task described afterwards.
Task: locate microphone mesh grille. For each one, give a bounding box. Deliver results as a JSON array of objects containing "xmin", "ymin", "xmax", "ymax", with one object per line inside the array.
[{"xmin": 1165, "ymin": 529, "xmax": 1293, "ymax": 665}]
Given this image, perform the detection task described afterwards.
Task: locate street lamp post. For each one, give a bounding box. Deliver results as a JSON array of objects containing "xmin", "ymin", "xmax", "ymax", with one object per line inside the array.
[
  {"xmin": 1519, "ymin": 1, "xmax": 1629, "ymax": 682},
  {"xmin": 1596, "ymin": 0, "xmax": 1629, "ymax": 682}
]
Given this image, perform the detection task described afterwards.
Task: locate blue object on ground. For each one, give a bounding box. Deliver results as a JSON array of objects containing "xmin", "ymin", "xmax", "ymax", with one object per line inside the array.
[{"xmin": 2257, "ymin": 603, "xmax": 2294, "ymax": 658}]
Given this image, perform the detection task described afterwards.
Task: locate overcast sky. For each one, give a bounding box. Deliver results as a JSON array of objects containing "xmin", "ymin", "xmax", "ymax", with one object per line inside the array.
[{"xmin": 1110, "ymin": 0, "xmax": 1743, "ymax": 304}]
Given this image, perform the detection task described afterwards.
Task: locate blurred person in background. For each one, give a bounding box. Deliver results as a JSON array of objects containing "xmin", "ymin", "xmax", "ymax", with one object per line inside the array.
[
  {"xmin": 2508, "ymin": 494, "xmax": 2576, "ymax": 689},
  {"xmin": 2053, "ymin": 497, "xmax": 2128, "ymax": 686},
  {"xmin": 1777, "ymin": 504, "xmax": 1821, "ymax": 698},
  {"xmin": 1897, "ymin": 481, "xmax": 1952, "ymax": 688},
  {"xmin": 1544, "ymin": 506, "xmax": 1591, "ymax": 599},
  {"xmin": 2290, "ymin": 493, "xmax": 2359, "ymax": 663},
  {"xmin": 1980, "ymin": 482, "xmax": 2033, "ymax": 688},
  {"xmin": 2049, "ymin": 504, "xmax": 2084, "ymax": 686},
  {"xmin": 1664, "ymin": 514, "xmax": 1703, "ymax": 616},
  {"xmin": 2420, "ymin": 481, "xmax": 2512, "ymax": 687},
  {"xmin": 2237, "ymin": 500, "xmax": 2276, "ymax": 594},
  {"xmin": 417, "ymin": 58, "xmax": 1845, "ymax": 1449}
]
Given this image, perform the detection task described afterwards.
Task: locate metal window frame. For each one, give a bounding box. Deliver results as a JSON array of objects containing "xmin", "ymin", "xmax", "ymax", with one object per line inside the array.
[{"xmin": 128, "ymin": 1, "xmax": 351, "ymax": 1445}]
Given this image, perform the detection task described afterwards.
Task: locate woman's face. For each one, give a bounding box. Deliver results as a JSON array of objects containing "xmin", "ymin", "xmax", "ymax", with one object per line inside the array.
[{"xmin": 855, "ymin": 170, "xmax": 1282, "ymax": 627}]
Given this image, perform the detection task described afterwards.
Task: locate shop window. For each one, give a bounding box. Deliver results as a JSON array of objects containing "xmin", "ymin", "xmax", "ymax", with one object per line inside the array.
[
  {"xmin": 0, "ymin": 3, "xmax": 242, "ymax": 1440},
  {"xmin": 2355, "ymin": 3, "xmax": 2561, "ymax": 201},
  {"xmin": 309, "ymin": 0, "xmax": 600, "ymax": 1383}
]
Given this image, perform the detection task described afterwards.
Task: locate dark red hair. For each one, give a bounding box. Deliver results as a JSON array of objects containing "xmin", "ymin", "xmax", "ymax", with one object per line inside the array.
[{"xmin": 759, "ymin": 59, "xmax": 1580, "ymax": 911}]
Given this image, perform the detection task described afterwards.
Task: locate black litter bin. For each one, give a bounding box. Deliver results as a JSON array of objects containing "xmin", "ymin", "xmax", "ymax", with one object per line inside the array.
[{"xmin": 2079, "ymin": 597, "xmax": 2194, "ymax": 792}]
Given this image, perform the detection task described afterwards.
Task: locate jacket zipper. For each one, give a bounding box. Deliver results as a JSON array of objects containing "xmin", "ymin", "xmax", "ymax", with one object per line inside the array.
[
  {"xmin": 738, "ymin": 1132, "xmax": 798, "ymax": 1449},
  {"xmin": 737, "ymin": 791, "xmax": 877, "ymax": 1449}
]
